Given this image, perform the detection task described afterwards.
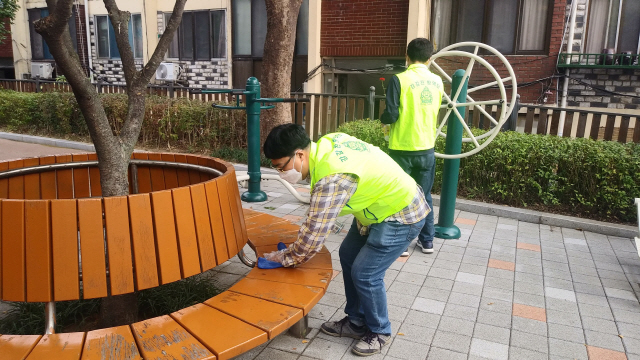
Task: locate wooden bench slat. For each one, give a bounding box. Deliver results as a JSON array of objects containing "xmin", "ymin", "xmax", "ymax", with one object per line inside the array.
[
  {"xmin": 241, "ymin": 208, "xmax": 262, "ymax": 219},
  {"xmin": 254, "ymin": 245, "xmax": 333, "ymax": 271},
  {"xmin": 172, "ymin": 187, "xmax": 203, "ymax": 277},
  {"xmin": 38, "ymin": 156, "xmax": 57, "ymax": 200},
  {"xmin": 171, "ymin": 304, "xmax": 267, "ymax": 360},
  {"xmin": 25, "ymin": 200, "xmax": 52, "ymax": 302},
  {"xmin": 243, "ymin": 213, "xmax": 287, "ymax": 230},
  {"xmin": 132, "ymin": 153, "xmax": 152, "ymax": 194},
  {"xmin": 0, "ymin": 335, "xmax": 42, "ymax": 360},
  {"xmin": 130, "ymin": 315, "xmax": 215, "ymax": 360},
  {"xmin": 185, "ymin": 155, "xmax": 202, "ymax": 185},
  {"xmin": 228, "ymin": 169, "xmax": 249, "ymax": 246},
  {"xmin": 72, "ymin": 154, "xmax": 91, "ymax": 199},
  {"xmin": 160, "ymin": 153, "xmax": 180, "ymax": 190},
  {"xmin": 26, "ymin": 333, "xmax": 85, "ymax": 360},
  {"xmin": 77, "ymin": 199, "xmax": 108, "ymax": 299},
  {"xmin": 246, "ymin": 267, "xmax": 332, "ymax": 290},
  {"xmin": 2, "ymin": 200, "xmax": 26, "ymax": 301},
  {"xmin": 0, "ymin": 161, "xmax": 8, "ymax": 198},
  {"xmin": 198, "ymin": 157, "xmax": 214, "ymax": 181},
  {"xmin": 86, "ymin": 154, "xmax": 101, "ymax": 197},
  {"xmin": 23, "ymin": 158, "xmax": 41, "ymax": 200},
  {"xmin": 204, "ymin": 181, "xmax": 229, "ymax": 264},
  {"xmin": 8, "ymin": 160, "xmax": 24, "ymax": 199},
  {"xmin": 104, "ymin": 197, "xmax": 135, "ymax": 296},
  {"xmin": 229, "ymin": 278, "xmax": 324, "ymax": 315},
  {"xmin": 206, "ymin": 291, "xmax": 303, "ymax": 339},
  {"xmin": 150, "ymin": 190, "xmax": 182, "ymax": 285},
  {"xmin": 173, "ymin": 154, "xmax": 192, "ymax": 187},
  {"xmin": 190, "ymin": 184, "xmax": 218, "ymax": 271},
  {"xmin": 225, "ymin": 173, "xmax": 248, "ymax": 254},
  {"xmin": 147, "ymin": 153, "xmax": 167, "ymax": 192},
  {"xmin": 128, "ymin": 194, "xmax": 160, "ymax": 290},
  {"xmin": 214, "ymin": 176, "xmax": 239, "ymax": 258},
  {"xmin": 55, "ymin": 155, "xmax": 74, "ymax": 199},
  {"xmin": 49, "ymin": 200, "xmax": 80, "ymax": 301},
  {"xmin": 81, "ymin": 326, "xmax": 141, "ymax": 360}
]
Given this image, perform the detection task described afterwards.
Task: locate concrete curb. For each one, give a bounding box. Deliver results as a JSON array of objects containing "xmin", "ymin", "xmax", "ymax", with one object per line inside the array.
[
  {"xmin": 432, "ymin": 194, "xmax": 637, "ymax": 239},
  {"xmin": 0, "ymin": 132, "xmax": 95, "ymax": 152},
  {"xmin": 1, "ymin": 132, "xmax": 636, "ymax": 239}
]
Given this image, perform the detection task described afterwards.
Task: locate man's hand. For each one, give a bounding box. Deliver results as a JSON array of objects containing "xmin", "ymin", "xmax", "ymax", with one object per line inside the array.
[{"xmin": 257, "ymin": 244, "xmax": 287, "ymax": 269}]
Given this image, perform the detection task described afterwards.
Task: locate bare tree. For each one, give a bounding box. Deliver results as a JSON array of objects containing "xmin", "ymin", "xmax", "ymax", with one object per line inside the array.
[
  {"xmin": 35, "ymin": 0, "xmax": 187, "ymax": 327},
  {"xmin": 260, "ymin": 0, "xmax": 304, "ymax": 139}
]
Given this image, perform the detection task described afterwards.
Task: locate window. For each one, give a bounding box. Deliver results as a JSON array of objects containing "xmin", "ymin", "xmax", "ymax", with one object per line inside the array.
[
  {"xmin": 95, "ymin": 14, "xmax": 143, "ymax": 59},
  {"xmin": 231, "ymin": 0, "xmax": 308, "ymax": 57},
  {"xmin": 29, "ymin": 7, "xmax": 78, "ymax": 60},
  {"xmin": 586, "ymin": 0, "xmax": 640, "ymax": 54},
  {"xmin": 431, "ymin": 0, "xmax": 552, "ymax": 54},
  {"xmin": 165, "ymin": 10, "xmax": 226, "ymax": 60}
]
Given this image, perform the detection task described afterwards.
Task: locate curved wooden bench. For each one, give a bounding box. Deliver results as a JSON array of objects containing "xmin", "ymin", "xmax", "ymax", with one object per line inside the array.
[{"xmin": 0, "ymin": 153, "xmax": 333, "ymax": 360}]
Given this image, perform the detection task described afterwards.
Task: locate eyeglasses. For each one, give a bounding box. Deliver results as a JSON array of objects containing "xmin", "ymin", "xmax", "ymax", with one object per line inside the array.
[{"xmin": 271, "ymin": 155, "xmax": 294, "ymax": 173}]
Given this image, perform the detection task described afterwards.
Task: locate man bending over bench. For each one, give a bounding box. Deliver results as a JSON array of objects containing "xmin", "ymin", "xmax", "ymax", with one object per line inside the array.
[{"xmin": 261, "ymin": 124, "xmax": 430, "ymax": 357}]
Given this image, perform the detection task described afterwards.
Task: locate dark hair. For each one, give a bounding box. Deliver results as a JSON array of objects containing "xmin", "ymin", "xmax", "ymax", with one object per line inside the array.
[
  {"xmin": 263, "ymin": 124, "xmax": 311, "ymax": 159},
  {"xmin": 407, "ymin": 38, "xmax": 434, "ymax": 63}
]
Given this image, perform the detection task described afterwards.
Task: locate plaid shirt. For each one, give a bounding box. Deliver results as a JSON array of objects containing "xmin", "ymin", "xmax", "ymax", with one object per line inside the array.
[{"xmin": 281, "ymin": 173, "xmax": 430, "ymax": 267}]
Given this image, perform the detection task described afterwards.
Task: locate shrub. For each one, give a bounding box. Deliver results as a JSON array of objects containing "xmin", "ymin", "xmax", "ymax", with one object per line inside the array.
[
  {"xmin": 0, "ymin": 90, "xmax": 247, "ymax": 151},
  {"xmin": 337, "ymin": 119, "xmax": 640, "ymax": 223}
]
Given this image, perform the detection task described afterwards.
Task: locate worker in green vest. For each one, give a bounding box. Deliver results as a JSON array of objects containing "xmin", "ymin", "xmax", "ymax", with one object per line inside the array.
[
  {"xmin": 381, "ymin": 38, "xmax": 444, "ymax": 256},
  {"xmin": 261, "ymin": 124, "xmax": 429, "ymax": 356}
]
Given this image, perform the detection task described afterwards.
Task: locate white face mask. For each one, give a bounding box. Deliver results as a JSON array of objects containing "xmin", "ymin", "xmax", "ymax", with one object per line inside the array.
[{"xmin": 279, "ymin": 153, "xmax": 303, "ymax": 185}]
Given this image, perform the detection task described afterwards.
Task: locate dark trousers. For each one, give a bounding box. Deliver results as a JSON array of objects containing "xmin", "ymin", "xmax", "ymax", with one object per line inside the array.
[{"xmin": 389, "ymin": 149, "xmax": 435, "ymax": 244}]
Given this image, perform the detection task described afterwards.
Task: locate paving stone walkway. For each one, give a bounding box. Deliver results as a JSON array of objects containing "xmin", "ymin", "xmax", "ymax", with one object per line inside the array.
[{"xmin": 214, "ymin": 169, "xmax": 640, "ymax": 360}]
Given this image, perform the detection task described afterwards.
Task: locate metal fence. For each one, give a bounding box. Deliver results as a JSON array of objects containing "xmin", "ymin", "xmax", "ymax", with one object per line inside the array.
[{"xmin": 1, "ymin": 78, "xmax": 638, "ymax": 143}]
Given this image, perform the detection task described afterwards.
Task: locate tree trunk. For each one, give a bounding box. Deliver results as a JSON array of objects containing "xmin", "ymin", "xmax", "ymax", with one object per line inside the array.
[
  {"xmin": 260, "ymin": 0, "xmax": 304, "ymax": 140},
  {"xmin": 35, "ymin": 0, "xmax": 187, "ymax": 327}
]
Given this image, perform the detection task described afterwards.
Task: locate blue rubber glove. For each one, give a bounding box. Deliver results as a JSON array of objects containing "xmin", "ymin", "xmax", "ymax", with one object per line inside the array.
[
  {"xmin": 257, "ymin": 257, "xmax": 283, "ymax": 269},
  {"xmin": 277, "ymin": 242, "xmax": 287, "ymax": 251}
]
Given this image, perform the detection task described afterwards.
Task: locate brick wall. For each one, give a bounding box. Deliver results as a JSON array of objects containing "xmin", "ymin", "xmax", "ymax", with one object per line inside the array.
[
  {"xmin": 566, "ymin": 69, "xmax": 640, "ymax": 109},
  {"xmin": 0, "ymin": 19, "xmax": 13, "ymax": 58},
  {"xmin": 321, "ymin": 0, "xmax": 409, "ymax": 57},
  {"xmin": 89, "ymin": 13, "xmax": 229, "ymax": 88}
]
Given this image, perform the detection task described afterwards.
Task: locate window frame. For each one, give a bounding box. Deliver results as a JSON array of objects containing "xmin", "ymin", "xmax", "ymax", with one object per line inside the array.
[
  {"xmin": 432, "ymin": 0, "xmax": 554, "ymax": 55},
  {"xmin": 165, "ymin": 9, "xmax": 227, "ymax": 61},
  {"xmin": 29, "ymin": 7, "xmax": 78, "ymax": 60},
  {"xmin": 95, "ymin": 14, "xmax": 144, "ymax": 60},
  {"xmin": 586, "ymin": 0, "xmax": 640, "ymax": 55}
]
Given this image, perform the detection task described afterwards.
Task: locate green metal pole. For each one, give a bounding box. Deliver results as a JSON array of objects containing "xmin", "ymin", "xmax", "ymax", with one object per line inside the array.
[
  {"xmin": 241, "ymin": 77, "xmax": 268, "ymax": 202},
  {"xmin": 435, "ymin": 69, "xmax": 468, "ymax": 239}
]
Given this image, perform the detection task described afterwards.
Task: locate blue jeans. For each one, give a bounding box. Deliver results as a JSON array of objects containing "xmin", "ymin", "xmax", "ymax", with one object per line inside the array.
[
  {"xmin": 389, "ymin": 149, "xmax": 435, "ymax": 245},
  {"xmin": 339, "ymin": 217, "xmax": 425, "ymax": 335}
]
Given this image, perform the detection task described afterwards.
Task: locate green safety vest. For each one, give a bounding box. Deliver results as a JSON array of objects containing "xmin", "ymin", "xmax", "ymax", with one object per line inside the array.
[
  {"xmin": 390, "ymin": 64, "xmax": 444, "ymax": 151},
  {"xmin": 309, "ymin": 133, "xmax": 417, "ymax": 226}
]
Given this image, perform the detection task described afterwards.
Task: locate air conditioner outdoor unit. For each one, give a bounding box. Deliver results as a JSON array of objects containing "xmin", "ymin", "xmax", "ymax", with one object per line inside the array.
[
  {"xmin": 156, "ymin": 62, "xmax": 180, "ymax": 81},
  {"xmin": 31, "ymin": 62, "xmax": 53, "ymax": 79}
]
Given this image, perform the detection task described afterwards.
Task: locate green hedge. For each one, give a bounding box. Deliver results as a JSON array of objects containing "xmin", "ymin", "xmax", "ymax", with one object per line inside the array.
[
  {"xmin": 338, "ymin": 119, "xmax": 640, "ymax": 224},
  {"xmin": 0, "ymin": 90, "xmax": 247, "ymax": 151}
]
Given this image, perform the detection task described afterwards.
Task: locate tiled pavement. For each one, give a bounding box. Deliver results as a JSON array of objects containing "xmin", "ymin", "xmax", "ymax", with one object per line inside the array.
[{"xmin": 213, "ymin": 167, "xmax": 640, "ymax": 360}]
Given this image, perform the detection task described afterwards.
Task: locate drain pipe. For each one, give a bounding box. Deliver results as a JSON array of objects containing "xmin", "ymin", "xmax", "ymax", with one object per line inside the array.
[
  {"xmin": 558, "ymin": 0, "xmax": 578, "ymax": 136},
  {"xmin": 84, "ymin": 0, "xmax": 93, "ymax": 82}
]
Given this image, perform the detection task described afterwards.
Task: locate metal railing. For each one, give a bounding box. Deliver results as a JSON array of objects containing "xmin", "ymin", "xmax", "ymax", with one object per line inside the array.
[{"xmin": 558, "ymin": 53, "xmax": 640, "ymax": 69}]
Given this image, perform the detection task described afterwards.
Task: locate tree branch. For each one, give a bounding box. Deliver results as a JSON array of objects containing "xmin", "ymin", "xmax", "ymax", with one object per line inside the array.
[
  {"xmin": 103, "ymin": 0, "xmax": 137, "ymax": 88},
  {"xmin": 139, "ymin": 0, "xmax": 187, "ymax": 84},
  {"xmin": 36, "ymin": 0, "xmax": 118, "ymax": 162}
]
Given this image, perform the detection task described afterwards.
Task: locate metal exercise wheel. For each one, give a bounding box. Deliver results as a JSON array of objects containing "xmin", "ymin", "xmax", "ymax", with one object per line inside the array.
[{"xmin": 428, "ymin": 42, "xmax": 518, "ymax": 159}]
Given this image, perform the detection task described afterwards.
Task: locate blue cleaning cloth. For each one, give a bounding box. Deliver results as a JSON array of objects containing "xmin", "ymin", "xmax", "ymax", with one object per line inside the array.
[
  {"xmin": 257, "ymin": 257, "xmax": 283, "ymax": 269},
  {"xmin": 277, "ymin": 242, "xmax": 287, "ymax": 251}
]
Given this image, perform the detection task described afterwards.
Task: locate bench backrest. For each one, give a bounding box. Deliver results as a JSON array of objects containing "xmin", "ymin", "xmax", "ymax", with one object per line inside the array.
[{"xmin": 0, "ymin": 153, "xmax": 248, "ymax": 302}]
